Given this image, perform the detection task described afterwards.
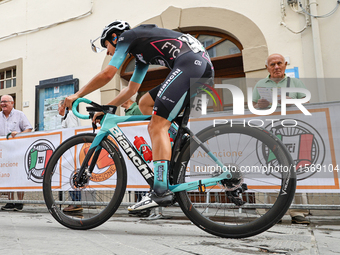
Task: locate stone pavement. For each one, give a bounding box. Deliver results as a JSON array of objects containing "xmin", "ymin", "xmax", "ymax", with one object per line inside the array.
[{"xmin": 0, "ymin": 205, "xmax": 340, "ymax": 255}]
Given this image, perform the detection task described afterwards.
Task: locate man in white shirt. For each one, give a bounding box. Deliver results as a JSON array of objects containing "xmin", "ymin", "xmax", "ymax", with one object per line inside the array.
[
  {"xmin": 0, "ymin": 95, "xmax": 32, "ymax": 211},
  {"xmin": 58, "ymin": 99, "xmax": 80, "ymax": 128}
]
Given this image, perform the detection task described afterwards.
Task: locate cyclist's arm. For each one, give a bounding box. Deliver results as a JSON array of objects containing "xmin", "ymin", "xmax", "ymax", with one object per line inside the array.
[
  {"xmin": 65, "ymin": 38, "xmax": 131, "ymax": 108},
  {"xmin": 64, "ymin": 65, "xmax": 117, "ymax": 108},
  {"xmin": 81, "ymin": 65, "xmax": 117, "ymax": 96},
  {"xmin": 107, "ymin": 62, "xmax": 149, "ymax": 106},
  {"xmin": 107, "ymin": 81, "xmax": 140, "ymax": 106}
]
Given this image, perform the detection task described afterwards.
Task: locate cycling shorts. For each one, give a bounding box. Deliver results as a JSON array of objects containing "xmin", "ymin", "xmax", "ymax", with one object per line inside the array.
[{"xmin": 148, "ymin": 51, "xmax": 214, "ymax": 122}]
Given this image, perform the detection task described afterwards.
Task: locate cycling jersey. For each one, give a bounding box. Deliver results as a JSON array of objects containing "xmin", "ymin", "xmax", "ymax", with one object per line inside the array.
[{"xmin": 109, "ymin": 24, "xmax": 214, "ymax": 121}]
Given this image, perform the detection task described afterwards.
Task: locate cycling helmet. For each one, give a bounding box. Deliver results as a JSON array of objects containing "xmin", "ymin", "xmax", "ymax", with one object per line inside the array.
[{"xmin": 100, "ymin": 20, "xmax": 131, "ymax": 48}]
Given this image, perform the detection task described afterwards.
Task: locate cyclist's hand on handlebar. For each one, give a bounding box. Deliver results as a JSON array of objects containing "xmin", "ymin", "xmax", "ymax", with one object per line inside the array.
[
  {"xmin": 64, "ymin": 94, "xmax": 80, "ymax": 109},
  {"xmin": 92, "ymin": 112, "xmax": 104, "ymax": 125}
]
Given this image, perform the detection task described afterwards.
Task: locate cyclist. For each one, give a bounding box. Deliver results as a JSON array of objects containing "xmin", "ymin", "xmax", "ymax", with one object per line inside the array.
[{"xmin": 64, "ymin": 20, "xmax": 214, "ymax": 213}]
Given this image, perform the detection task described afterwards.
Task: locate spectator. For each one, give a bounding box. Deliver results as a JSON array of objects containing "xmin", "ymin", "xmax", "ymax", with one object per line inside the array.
[
  {"xmin": 0, "ymin": 95, "xmax": 33, "ymax": 211},
  {"xmin": 58, "ymin": 99, "xmax": 80, "ymax": 129},
  {"xmin": 252, "ymin": 53, "xmax": 310, "ymax": 224},
  {"xmin": 57, "ymin": 99, "xmax": 82, "ymax": 212},
  {"xmin": 121, "ymin": 89, "xmax": 142, "ymax": 116},
  {"xmin": 252, "ymin": 54, "xmax": 308, "ymax": 109}
]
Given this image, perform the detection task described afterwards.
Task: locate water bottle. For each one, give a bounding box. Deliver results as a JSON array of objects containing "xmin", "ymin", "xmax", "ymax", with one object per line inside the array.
[{"xmin": 133, "ymin": 136, "xmax": 153, "ymax": 163}]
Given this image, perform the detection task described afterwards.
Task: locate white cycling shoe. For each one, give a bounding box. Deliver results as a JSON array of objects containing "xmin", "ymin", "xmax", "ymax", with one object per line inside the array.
[
  {"xmin": 128, "ymin": 190, "xmax": 174, "ymax": 213},
  {"xmin": 128, "ymin": 193, "xmax": 158, "ymax": 213}
]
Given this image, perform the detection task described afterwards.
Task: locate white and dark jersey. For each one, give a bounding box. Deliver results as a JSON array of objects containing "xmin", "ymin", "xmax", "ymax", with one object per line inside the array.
[
  {"xmin": 109, "ymin": 24, "xmax": 207, "ymax": 83},
  {"xmin": 109, "ymin": 24, "xmax": 214, "ymax": 122}
]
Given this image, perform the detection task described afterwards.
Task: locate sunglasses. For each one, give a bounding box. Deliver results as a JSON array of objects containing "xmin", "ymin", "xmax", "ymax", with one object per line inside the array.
[
  {"xmin": 90, "ymin": 36, "xmax": 117, "ymax": 53},
  {"xmin": 90, "ymin": 36, "xmax": 105, "ymax": 53}
]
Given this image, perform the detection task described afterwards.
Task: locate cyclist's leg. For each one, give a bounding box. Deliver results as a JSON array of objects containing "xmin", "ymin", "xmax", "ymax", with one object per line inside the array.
[
  {"xmin": 129, "ymin": 52, "xmax": 213, "ymax": 211},
  {"xmin": 139, "ymin": 89, "xmax": 173, "ymax": 196},
  {"xmin": 148, "ymin": 115, "xmax": 171, "ymax": 160},
  {"xmin": 138, "ymin": 92, "xmax": 154, "ymax": 115},
  {"xmin": 148, "ymin": 54, "xmax": 212, "ymax": 202},
  {"xmin": 148, "ymin": 115, "xmax": 173, "ymax": 203}
]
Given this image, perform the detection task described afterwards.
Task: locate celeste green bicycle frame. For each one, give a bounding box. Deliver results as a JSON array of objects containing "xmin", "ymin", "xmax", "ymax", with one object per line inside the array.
[{"xmin": 72, "ymin": 98, "xmax": 232, "ymax": 193}]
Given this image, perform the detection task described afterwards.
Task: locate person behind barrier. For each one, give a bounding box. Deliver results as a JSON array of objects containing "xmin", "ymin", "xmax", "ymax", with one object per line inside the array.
[
  {"xmin": 252, "ymin": 53, "xmax": 308, "ymax": 109},
  {"xmin": 64, "ymin": 20, "xmax": 214, "ymax": 213},
  {"xmin": 0, "ymin": 95, "xmax": 32, "ymax": 211},
  {"xmin": 58, "ymin": 99, "xmax": 80, "ymax": 129},
  {"xmin": 120, "ymin": 89, "xmax": 142, "ymax": 116},
  {"xmin": 57, "ymin": 99, "xmax": 82, "ymax": 213},
  {"xmin": 252, "ymin": 53, "xmax": 310, "ymax": 225}
]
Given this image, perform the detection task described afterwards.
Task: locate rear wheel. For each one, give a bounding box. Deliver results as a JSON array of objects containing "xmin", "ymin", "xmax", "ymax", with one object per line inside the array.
[
  {"xmin": 43, "ymin": 133, "xmax": 127, "ymax": 230},
  {"xmin": 174, "ymin": 124, "xmax": 296, "ymax": 238}
]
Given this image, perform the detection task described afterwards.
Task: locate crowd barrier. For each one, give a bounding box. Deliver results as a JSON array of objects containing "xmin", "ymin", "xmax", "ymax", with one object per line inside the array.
[{"xmin": 1, "ymin": 101, "xmax": 340, "ymax": 213}]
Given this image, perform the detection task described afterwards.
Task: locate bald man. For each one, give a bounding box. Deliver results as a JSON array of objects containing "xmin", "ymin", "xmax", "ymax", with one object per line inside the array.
[
  {"xmin": 252, "ymin": 54, "xmax": 310, "ymax": 224},
  {"xmin": 0, "ymin": 95, "xmax": 32, "ymax": 211},
  {"xmin": 253, "ymin": 53, "xmax": 308, "ymax": 109}
]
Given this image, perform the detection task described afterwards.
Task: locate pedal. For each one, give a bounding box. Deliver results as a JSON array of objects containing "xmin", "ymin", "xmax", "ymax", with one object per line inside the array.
[{"xmin": 150, "ymin": 191, "xmax": 174, "ymax": 207}]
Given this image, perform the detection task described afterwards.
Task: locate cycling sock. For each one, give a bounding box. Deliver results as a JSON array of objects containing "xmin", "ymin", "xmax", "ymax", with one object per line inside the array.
[{"xmin": 153, "ymin": 160, "xmax": 169, "ymax": 195}]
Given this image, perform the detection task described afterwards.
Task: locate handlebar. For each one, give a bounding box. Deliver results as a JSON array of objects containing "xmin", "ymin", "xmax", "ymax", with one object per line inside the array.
[{"xmin": 72, "ymin": 98, "xmax": 117, "ymax": 120}]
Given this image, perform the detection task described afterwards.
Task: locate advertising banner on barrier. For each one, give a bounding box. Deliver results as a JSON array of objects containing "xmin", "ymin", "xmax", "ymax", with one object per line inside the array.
[
  {"xmin": 0, "ymin": 125, "xmax": 153, "ymax": 192},
  {"xmin": 0, "ymin": 102, "xmax": 339, "ymax": 192},
  {"xmin": 189, "ymin": 102, "xmax": 340, "ymax": 193}
]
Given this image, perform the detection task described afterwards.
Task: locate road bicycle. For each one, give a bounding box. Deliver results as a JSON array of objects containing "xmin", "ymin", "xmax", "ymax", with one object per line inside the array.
[{"xmin": 43, "ymin": 97, "xmax": 296, "ymax": 238}]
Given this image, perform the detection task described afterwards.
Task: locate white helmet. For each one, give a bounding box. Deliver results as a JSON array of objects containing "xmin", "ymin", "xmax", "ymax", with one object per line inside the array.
[{"xmin": 100, "ymin": 20, "xmax": 130, "ymax": 48}]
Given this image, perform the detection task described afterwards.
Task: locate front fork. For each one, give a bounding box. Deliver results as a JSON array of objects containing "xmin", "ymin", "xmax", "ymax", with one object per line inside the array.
[{"xmin": 74, "ymin": 146, "xmax": 102, "ymax": 188}]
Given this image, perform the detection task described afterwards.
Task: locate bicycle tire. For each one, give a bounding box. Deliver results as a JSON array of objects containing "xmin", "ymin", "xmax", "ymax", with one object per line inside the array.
[
  {"xmin": 43, "ymin": 133, "xmax": 127, "ymax": 230},
  {"xmin": 174, "ymin": 124, "xmax": 296, "ymax": 238}
]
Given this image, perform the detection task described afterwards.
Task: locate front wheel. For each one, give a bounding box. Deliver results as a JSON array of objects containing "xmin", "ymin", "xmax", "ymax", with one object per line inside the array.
[
  {"xmin": 43, "ymin": 133, "xmax": 127, "ymax": 230},
  {"xmin": 174, "ymin": 124, "xmax": 296, "ymax": 238}
]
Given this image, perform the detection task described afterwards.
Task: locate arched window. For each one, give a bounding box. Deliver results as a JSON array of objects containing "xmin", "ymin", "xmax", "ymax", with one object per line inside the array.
[{"xmin": 120, "ymin": 31, "xmax": 245, "ymax": 111}]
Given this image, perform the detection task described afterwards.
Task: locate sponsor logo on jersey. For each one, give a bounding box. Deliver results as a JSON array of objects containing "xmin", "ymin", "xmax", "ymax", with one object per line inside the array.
[
  {"xmin": 136, "ymin": 53, "xmax": 147, "ymax": 64},
  {"xmin": 194, "ymin": 60, "xmax": 202, "ymax": 66},
  {"xmin": 157, "ymin": 68, "xmax": 182, "ymax": 97},
  {"xmin": 150, "ymin": 39, "xmax": 183, "ymax": 59}
]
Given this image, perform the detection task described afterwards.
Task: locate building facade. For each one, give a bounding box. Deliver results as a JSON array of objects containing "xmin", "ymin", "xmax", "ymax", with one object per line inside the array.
[{"xmin": 0, "ymin": 0, "xmax": 339, "ymax": 128}]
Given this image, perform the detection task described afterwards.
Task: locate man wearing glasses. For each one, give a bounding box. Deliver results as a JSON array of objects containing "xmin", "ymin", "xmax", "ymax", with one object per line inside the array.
[{"xmin": 0, "ymin": 95, "xmax": 32, "ymax": 211}]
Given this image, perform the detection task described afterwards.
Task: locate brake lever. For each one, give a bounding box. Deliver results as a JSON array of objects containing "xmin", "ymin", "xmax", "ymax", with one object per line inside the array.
[
  {"xmin": 63, "ymin": 108, "xmax": 69, "ymax": 120},
  {"xmin": 90, "ymin": 112, "xmax": 104, "ymax": 133}
]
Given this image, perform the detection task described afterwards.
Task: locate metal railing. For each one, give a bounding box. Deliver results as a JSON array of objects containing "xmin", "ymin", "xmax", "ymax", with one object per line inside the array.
[{"xmin": 1, "ymin": 191, "xmax": 340, "ymax": 211}]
